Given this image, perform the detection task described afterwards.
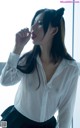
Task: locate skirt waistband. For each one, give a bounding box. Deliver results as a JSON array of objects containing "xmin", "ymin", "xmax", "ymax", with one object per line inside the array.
[{"xmin": 1, "ymin": 105, "xmax": 57, "ymax": 128}]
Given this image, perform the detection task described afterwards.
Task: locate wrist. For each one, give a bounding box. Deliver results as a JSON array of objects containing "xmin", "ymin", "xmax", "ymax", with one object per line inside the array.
[{"xmin": 13, "ymin": 46, "xmax": 24, "ymax": 55}]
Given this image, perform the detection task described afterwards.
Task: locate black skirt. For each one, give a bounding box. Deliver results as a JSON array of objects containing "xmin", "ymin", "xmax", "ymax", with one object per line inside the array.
[{"xmin": 1, "ymin": 105, "xmax": 57, "ymax": 128}]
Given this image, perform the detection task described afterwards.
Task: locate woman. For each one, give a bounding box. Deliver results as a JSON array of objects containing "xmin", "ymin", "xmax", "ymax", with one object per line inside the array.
[{"xmin": 0, "ymin": 7, "xmax": 79, "ymax": 128}]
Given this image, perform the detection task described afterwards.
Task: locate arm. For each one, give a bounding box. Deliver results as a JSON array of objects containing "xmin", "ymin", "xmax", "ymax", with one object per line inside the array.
[
  {"xmin": 58, "ymin": 67, "xmax": 79, "ymax": 128},
  {"xmin": 0, "ymin": 52, "xmax": 23, "ymax": 86},
  {"xmin": 0, "ymin": 28, "xmax": 31, "ymax": 86}
]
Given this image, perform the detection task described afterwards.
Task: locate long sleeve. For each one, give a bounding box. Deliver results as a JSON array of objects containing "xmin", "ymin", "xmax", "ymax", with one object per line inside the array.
[
  {"xmin": 0, "ymin": 52, "xmax": 23, "ymax": 86},
  {"xmin": 58, "ymin": 67, "xmax": 79, "ymax": 128}
]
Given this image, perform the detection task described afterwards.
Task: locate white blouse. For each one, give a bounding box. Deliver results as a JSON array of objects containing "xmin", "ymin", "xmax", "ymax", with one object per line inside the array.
[{"xmin": 0, "ymin": 52, "xmax": 79, "ymax": 128}]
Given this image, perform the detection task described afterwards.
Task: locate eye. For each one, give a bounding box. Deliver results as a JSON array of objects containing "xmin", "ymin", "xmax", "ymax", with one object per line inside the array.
[
  {"xmin": 38, "ymin": 20, "xmax": 43, "ymax": 26},
  {"xmin": 31, "ymin": 20, "xmax": 43, "ymax": 27}
]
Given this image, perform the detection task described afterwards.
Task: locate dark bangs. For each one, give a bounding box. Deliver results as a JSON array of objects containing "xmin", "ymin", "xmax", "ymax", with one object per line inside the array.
[
  {"xmin": 31, "ymin": 9, "xmax": 46, "ymax": 26},
  {"xmin": 42, "ymin": 9, "xmax": 57, "ymax": 33}
]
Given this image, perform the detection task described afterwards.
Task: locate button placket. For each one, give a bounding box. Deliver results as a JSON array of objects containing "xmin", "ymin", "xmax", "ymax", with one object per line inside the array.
[{"xmin": 40, "ymin": 87, "xmax": 49, "ymax": 122}]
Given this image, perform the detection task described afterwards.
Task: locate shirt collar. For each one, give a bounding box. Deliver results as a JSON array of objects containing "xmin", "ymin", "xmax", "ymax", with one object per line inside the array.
[{"xmin": 37, "ymin": 55, "xmax": 78, "ymax": 88}]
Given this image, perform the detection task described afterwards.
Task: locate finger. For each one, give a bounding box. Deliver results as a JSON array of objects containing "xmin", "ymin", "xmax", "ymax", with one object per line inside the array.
[
  {"xmin": 20, "ymin": 28, "xmax": 31, "ymax": 37},
  {"xmin": 23, "ymin": 28, "xmax": 31, "ymax": 36}
]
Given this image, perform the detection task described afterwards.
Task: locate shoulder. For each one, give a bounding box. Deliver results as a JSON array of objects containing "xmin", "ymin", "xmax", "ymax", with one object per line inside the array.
[{"xmin": 64, "ymin": 59, "xmax": 79, "ymax": 75}]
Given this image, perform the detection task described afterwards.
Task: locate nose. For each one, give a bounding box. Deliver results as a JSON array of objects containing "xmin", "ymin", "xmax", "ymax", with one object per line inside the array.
[{"xmin": 31, "ymin": 22, "xmax": 38, "ymax": 32}]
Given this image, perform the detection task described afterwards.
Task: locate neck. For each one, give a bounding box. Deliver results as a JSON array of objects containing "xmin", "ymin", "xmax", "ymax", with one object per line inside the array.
[{"xmin": 40, "ymin": 45, "xmax": 52, "ymax": 64}]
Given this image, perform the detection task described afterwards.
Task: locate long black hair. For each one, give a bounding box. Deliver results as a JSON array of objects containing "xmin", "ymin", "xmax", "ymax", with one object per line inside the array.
[{"xmin": 17, "ymin": 8, "xmax": 74, "ymax": 88}]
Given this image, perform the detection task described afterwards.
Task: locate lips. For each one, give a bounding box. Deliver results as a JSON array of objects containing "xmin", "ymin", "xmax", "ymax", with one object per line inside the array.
[{"xmin": 31, "ymin": 32, "xmax": 37, "ymax": 40}]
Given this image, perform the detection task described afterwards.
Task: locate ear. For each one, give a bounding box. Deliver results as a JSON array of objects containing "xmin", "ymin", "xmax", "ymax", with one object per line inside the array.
[{"xmin": 51, "ymin": 27, "xmax": 58, "ymax": 36}]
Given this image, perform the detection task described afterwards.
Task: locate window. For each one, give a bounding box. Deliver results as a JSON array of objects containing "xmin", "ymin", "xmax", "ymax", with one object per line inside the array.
[{"xmin": 73, "ymin": 3, "xmax": 80, "ymax": 128}]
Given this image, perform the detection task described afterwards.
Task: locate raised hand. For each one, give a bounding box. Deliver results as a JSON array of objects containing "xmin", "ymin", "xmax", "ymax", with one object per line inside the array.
[{"xmin": 13, "ymin": 28, "xmax": 31, "ymax": 55}]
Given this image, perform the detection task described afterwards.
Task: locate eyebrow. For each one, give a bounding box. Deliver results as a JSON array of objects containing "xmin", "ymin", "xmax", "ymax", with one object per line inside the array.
[{"xmin": 34, "ymin": 18, "xmax": 43, "ymax": 24}]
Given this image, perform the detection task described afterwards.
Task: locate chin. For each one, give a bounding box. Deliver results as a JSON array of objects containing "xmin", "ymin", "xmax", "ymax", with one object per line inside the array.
[{"xmin": 32, "ymin": 40, "xmax": 41, "ymax": 45}]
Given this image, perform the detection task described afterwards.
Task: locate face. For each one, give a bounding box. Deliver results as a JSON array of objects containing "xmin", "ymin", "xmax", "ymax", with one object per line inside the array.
[
  {"xmin": 31, "ymin": 13, "xmax": 45, "ymax": 45},
  {"xmin": 31, "ymin": 12, "xmax": 58, "ymax": 47}
]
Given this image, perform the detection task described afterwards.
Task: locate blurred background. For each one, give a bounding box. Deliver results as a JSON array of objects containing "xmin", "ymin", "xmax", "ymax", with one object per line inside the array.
[{"xmin": 0, "ymin": 0, "xmax": 80, "ymax": 127}]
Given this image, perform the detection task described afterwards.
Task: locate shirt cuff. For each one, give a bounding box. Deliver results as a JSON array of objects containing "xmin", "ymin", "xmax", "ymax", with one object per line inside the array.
[{"xmin": 7, "ymin": 52, "xmax": 20, "ymax": 67}]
